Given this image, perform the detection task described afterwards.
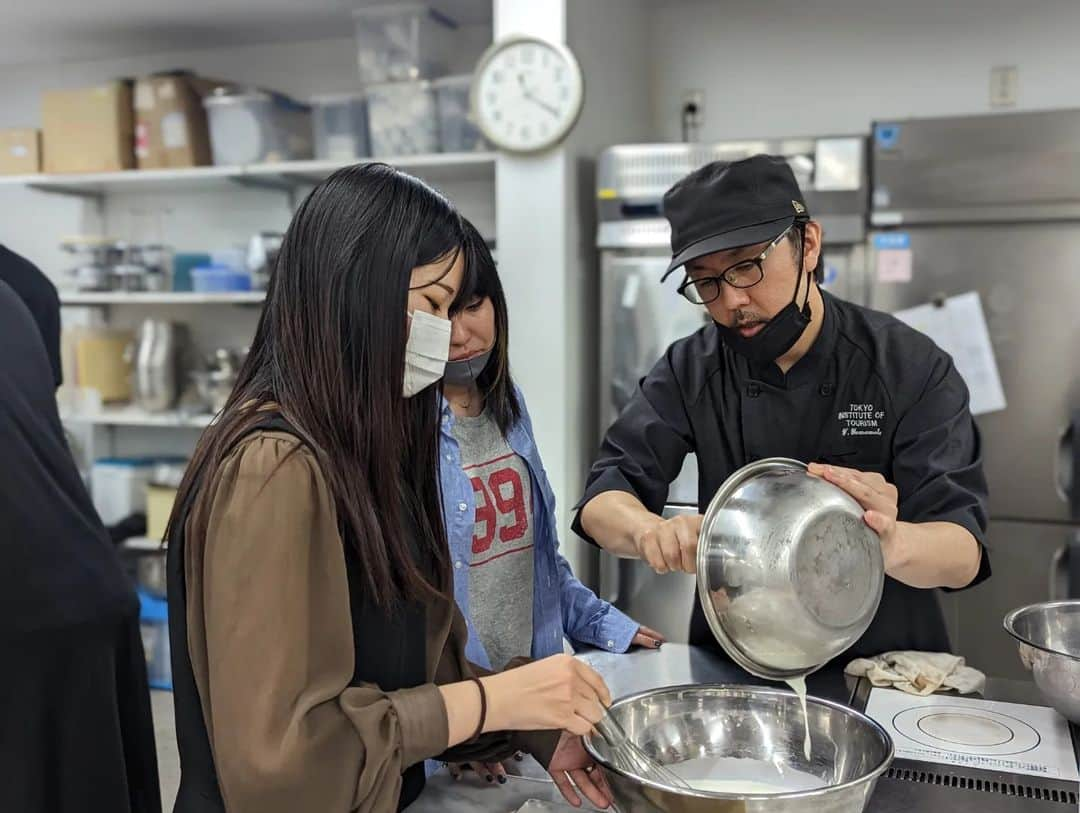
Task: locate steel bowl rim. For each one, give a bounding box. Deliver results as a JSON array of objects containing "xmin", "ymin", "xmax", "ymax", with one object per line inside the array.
[
  {"xmin": 1003, "ymin": 600, "xmax": 1080, "ymax": 663},
  {"xmin": 583, "ymin": 682, "xmax": 895, "ymax": 801}
]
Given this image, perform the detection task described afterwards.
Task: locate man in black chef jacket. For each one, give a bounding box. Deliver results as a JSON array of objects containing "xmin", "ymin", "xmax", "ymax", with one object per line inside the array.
[{"xmin": 573, "ymin": 155, "xmax": 990, "ymax": 662}]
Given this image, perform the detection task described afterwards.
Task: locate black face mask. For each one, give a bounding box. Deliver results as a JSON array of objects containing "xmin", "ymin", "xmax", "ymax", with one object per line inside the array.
[{"xmin": 713, "ymin": 243, "xmax": 813, "ymax": 366}]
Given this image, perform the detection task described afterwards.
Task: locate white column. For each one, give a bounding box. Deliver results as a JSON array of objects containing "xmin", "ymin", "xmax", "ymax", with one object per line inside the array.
[{"xmin": 492, "ymin": 0, "xmax": 583, "ymax": 570}]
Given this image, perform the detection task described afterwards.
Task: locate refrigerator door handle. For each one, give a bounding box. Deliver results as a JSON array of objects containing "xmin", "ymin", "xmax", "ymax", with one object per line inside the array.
[
  {"xmin": 1049, "ymin": 544, "xmax": 1067, "ymax": 601},
  {"xmin": 1054, "ymin": 419, "xmax": 1074, "ymax": 504}
]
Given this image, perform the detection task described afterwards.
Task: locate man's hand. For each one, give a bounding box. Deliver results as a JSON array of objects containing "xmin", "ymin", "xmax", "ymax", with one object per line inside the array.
[
  {"xmin": 632, "ymin": 513, "xmax": 703, "ymax": 574},
  {"xmin": 807, "ymin": 463, "xmax": 904, "ymax": 573}
]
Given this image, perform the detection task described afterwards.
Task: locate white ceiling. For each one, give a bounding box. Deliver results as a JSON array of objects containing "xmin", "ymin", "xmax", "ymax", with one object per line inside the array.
[{"xmin": 0, "ymin": 0, "xmax": 491, "ymax": 68}]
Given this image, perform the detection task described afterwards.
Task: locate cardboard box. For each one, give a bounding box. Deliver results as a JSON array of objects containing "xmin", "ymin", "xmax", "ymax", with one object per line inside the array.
[
  {"xmin": 42, "ymin": 81, "xmax": 134, "ymax": 173},
  {"xmin": 0, "ymin": 128, "xmax": 41, "ymax": 174},
  {"xmin": 135, "ymin": 72, "xmax": 227, "ymax": 169}
]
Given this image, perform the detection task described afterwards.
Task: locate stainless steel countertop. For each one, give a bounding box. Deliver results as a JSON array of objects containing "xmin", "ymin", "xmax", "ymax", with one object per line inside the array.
[{"xmin": 409, "ymin": 644, "xmax": 1071, "ymax": 812}]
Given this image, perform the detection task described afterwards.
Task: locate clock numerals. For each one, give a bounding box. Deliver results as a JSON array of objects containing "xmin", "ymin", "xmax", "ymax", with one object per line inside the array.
[{"xmin": 473, "ymin": 37, "xmax": 582, "ymax": 152}]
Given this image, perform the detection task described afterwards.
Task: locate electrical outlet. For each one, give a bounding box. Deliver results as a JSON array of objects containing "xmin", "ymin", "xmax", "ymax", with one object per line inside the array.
[
  {"xmin": 990, "ymin": 65, "xmax": 1018, "ymax": 108},
  {"xmin": 682, "ymin": 89, "xmax": 705, "ymax": 128}
]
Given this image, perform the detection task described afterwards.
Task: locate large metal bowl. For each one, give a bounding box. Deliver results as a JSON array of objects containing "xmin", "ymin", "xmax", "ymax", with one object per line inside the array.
[
  {"xmin": 1004, "ymin": 600, "xmax": 1080, "ymax": 723},
  {"xmin": 696, "ymin": 458, "xmax": 884, "ymax": 680},
  {"xmin": 583, "ymin": 684, "xmax": 893, "ymax": 813}
]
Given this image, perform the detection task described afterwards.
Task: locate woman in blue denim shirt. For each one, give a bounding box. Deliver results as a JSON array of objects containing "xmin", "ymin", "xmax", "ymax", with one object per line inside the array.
[{"xmin": 437, "ymin": 223, "xmax": 665, "ymax": 784}]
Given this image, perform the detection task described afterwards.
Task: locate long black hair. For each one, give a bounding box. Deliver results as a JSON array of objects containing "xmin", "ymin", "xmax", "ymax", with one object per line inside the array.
[
  {"xmin": 168, "ymin": 163, "xmax": 475, "ymax": 609},
  {"xmin": 459, "ymin": 219, "xmax": 522, "ymax": 438}
]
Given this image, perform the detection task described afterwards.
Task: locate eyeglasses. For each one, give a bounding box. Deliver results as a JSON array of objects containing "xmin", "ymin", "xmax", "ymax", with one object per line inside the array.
[{"xmin": 676, "ymin": 225, "xmax": 794, "ymax": 305}]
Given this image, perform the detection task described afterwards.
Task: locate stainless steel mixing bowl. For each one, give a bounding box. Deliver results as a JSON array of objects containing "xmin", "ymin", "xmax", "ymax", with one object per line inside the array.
[
  {"xmin": 583, "ymin": 684, "xmax": 893, "ymax": 813},
  {"xmin": 696, "ymin": 458, "xmax": 884, "ymax": 680},
  {"xmin": 1004, "ymin": 600, "xmax": 1080, "ymax": 723}
]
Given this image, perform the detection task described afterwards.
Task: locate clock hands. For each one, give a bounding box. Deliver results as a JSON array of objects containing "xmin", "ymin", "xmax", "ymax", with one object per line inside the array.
[{"xmin": 517, "ymin": 71, "xmax": 560, "ymax": 118}]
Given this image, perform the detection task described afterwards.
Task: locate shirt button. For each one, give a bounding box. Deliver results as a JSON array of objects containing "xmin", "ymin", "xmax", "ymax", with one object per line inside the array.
[
  {"xmin": 746, "ymin": 383, "xmax": 761, "ymax": 398},
  {"xmin": 607, "ymin": 640, "xmax": 615, "ymax": 649},
  {"xmin": 445, "ymin": 454, "xmax": 453, "ymax": 462},
  {"xmin": 458, "ymin": 502, "xmax": 468, "ymax": 512},
  {"xmin": 819, "ymin": 383, "xmax": 835, "ymax": 396},
  {"xmin": 455, "ymin": 560, "xmax": 463, "ymax": 569}
]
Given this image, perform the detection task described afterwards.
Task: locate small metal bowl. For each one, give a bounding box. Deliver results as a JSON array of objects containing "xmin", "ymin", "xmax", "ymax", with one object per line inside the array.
[
  {"xmin": 1004, "ymin": 600, "xmax": 1080, "ymax": 723},
  {"xmin": 583, "ymin": 684, "xmax": 893, "ymax": 813},
  {"xmin": 696, "ymin": 458, "xmax": 884, "ymax": 680}
]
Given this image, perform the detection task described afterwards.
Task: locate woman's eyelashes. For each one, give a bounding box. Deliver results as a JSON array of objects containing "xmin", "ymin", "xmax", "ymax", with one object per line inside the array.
[{"xmin": 465, "ymin": 299, "xmax": 484, "ymax": 312}]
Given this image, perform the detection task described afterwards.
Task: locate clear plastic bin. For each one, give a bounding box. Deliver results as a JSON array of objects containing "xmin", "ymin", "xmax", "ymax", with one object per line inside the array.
[
  {"xmin": 192, "ymin": 265, "xmax": 252, "ymax": 292},
  {"xmin": 203, "ymin": 88, "xmax": 313, "ymax": 165},
  {"xmin": 433, "ymin": 75, "xmax": 487, "ymax": 153},
  {"xmin": 312, "ymin": 94, "xmax": 370, "ymax": 161},
  {"xmin": 366, "ymin": 81, "xmax": 439, "ymax": 157},
  {"xmin": 353, "ymin": 4, "xmax": 453, "ymax": 83}
]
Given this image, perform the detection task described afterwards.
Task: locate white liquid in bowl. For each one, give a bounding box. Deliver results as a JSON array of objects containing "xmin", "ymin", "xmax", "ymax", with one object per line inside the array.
[{"xmin": 668, "ymin": 756, "xmax": 827, "ymax": 795}]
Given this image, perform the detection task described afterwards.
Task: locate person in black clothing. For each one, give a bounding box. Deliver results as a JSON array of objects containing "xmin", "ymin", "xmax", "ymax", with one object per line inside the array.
[
  {"xmin": 0, "ymin": 280, "xmax": 161, "ymax": 813},
  {"xmin": 574, "ymin": 155, "xmax": 990, "ymax": 664},
  {"xmin": 0, "ymin": 244, "xmax": 62, "ymax": 388}
]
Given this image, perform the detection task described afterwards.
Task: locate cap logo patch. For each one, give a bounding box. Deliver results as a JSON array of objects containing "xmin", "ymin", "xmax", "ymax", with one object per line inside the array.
[{"xmin": 792, "ymin": 200, "xmax": 806, "ymax": 214}]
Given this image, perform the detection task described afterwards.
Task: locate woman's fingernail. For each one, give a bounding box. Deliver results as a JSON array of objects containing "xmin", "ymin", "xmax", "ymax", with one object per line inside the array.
[{"xmin": 497, "ymin": 775, "xmax": 507, "ymax": 784}]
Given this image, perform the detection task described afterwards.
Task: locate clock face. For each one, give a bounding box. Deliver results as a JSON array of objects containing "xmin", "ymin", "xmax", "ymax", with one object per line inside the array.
[{"xmin": 471, "ymin": 36, "xmax": 585, "ymax": 154}]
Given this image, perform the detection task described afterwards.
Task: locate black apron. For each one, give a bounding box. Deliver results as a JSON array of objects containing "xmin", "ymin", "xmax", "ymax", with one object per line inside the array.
[{"xmin": 168, "ymin": 415, "xmax": 430, "ymax": 812}]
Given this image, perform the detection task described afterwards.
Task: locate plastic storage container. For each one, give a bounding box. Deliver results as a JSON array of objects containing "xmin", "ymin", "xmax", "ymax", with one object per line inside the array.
[
  {"xmin": 312, "ymin": 94, "xmax": 370, "ymax": 161},
  {"xmin": 352, "ymin": 4, "xmax": 453, "ymax": 83},
  {"xmin": 191, "ymin": 265, "xmax": 252, "ymax": 293},
  {"xmin": 203, "ymin": 88, "xmax": 313, "ymax": 165},
  {"xmin": 91, "ymin": 458, "xmax": 155, "ymax": 526},
  {"xmin": 366, "ymin": 81, "xmax": 438, "ymax": 157},
  {"xmin": 433, "ymin": 75, "xmax": 486, "ymax": 153},
  {"xmin": 138, "ymin": 589, "xmax": 172, "ymax": 690}
]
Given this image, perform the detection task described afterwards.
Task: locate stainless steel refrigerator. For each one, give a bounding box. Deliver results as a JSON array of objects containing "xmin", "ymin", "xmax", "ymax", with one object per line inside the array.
[
  {"xmin": 592, "ymin": 138, "xmax": 871, "ymax": 643},
  {"xmin": 867, "ymin": 110, "xmax": 1080, "ymax": 679}
]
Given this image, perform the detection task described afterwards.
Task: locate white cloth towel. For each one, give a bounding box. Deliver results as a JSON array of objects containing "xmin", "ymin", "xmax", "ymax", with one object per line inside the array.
[{"xmin": 844, "ymin": 651, "xmax": 986, "ymax": 696}]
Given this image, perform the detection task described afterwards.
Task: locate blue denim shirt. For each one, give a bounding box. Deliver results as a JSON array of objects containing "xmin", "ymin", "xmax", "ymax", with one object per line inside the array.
[{"xmin": 439, "ymin": 390, "xmax": 640, "ymax": 670}]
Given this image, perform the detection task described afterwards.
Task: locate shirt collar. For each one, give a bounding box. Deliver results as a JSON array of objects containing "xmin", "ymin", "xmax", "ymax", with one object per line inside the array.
[{"xmin": 741, "ymin": 288, "xmax": 838, "ymax": 389}]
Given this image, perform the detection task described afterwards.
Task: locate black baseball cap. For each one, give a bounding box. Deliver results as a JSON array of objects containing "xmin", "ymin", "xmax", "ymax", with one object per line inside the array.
[{"xmin": 660, "ymin": 154, "xmax": 809, "ymax": 281}]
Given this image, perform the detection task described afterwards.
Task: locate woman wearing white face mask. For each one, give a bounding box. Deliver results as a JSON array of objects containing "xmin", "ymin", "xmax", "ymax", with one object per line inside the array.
[
  {"xmin": 436, "ymin": 223, "xmax": 666, "ymax": 786},
  {"xmin": 165, "ymin": 164, "xmax": 613, "ymax": 813}
]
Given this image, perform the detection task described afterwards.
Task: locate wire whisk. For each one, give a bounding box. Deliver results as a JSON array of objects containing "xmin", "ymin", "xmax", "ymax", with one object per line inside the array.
[{"xmin": 594, "ymin": 711, "xmax": 692, "ymax": 790}]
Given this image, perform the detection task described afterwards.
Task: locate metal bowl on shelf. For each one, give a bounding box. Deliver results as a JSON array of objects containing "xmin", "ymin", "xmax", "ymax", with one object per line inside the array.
[
  {"xmin": 583, "ymin": 684, "xmax": 893, "ymax": 813},
  {"xmin": 1004, "ymin": 600, "xmax": 1080, "ymax": 723},
  {"xmin": 696, "ymin": 458, "xmax": 884, "ymax": 681}
]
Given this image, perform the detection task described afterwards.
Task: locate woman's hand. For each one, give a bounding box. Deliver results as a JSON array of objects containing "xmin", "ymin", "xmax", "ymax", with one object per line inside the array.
[
  {"xmin": 547, "ymin": 731, "xmax": 612, "ymax": 809},
  {"xmin": 630, "ymin": 625, "xmax": 666, "ymax": 649},
  {"xmin": 483, "ymin": 654, "xmax": 611, "ymax": 736}
]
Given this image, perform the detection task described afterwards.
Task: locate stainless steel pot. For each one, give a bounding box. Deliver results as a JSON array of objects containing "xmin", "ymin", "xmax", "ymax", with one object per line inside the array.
[
  {"xmin": 583, "ymin": 684, "xmax": 893, "ymax": 813},
  {"xmin": 1004, "ymin": 600, "xmax": 1080, "ymax": 723},
  {"xmin": 132, "ymin": 319, "xmax": 182, "ymax": 413},
  {"xmin": 696, "ymin": 458, "xmax": 884, "ymax": 680}
]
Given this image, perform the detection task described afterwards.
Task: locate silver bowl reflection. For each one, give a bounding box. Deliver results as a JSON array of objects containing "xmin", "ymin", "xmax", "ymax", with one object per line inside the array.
[
  {"xmin": 583, "ymin": 684, "xmax": 893, "ymax": 813},
  {"xmin": 697, "ymin": 458, "xmax": 884, "ymax": 680},
  {"xmin": 1004, "ymin": 600, "xmax": 1080, "ymax": 723}
]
